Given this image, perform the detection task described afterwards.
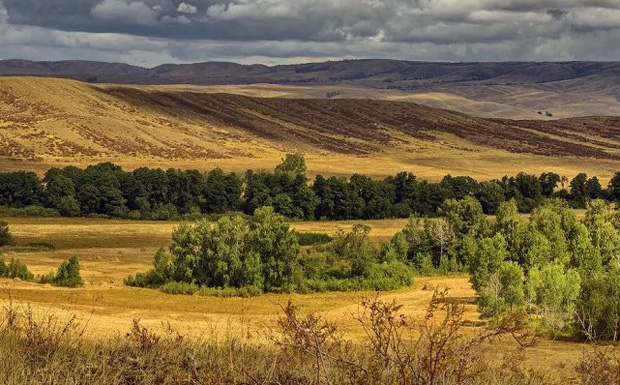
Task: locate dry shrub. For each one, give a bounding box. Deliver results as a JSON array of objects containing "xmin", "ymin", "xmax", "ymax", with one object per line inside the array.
[
  {"xmin": 576, "ymin": 347, "xmax": 620, "ymax": 385},
  {"xmin": 272, "ymin": 288, "xmax": 537, "ymax": 385},
  {"xmin": 0, "ymin": 292, "xmax": 613, "ymax": 385}
]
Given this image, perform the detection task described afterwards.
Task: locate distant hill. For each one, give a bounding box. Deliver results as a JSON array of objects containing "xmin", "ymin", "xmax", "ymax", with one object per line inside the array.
[
  {"xmin": 2, "ymin": 59, "xmax": 619, "ymax": 120},
  {"xmin": 2, "ymin": 77, "xmax": 620, "ymax": 180},
  {"xmin": 1, "ymin": 59, "xmax": 619, "ymax": 89}
]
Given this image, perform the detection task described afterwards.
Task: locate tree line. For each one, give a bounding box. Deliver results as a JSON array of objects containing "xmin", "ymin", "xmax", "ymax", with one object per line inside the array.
[
  {"xmin": 1, "ymin": 154, "xmax": 620, "ymax": 220},
  {"xmin": 129, "ymin": 194, "xmax": 620, "ymax": 341}
]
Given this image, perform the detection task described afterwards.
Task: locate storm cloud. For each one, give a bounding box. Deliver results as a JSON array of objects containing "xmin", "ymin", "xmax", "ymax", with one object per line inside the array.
[{"xmin": 0, "ymin": 0, "xmax": 620, "ymax": 66}]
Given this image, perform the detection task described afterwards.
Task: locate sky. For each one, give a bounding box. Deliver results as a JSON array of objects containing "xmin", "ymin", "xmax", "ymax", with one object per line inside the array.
[{"xmin": 1, "ymin": 0, "xmax": 620, "ymax": 67}]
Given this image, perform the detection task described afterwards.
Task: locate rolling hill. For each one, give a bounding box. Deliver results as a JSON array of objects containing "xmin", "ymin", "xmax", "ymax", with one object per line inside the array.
[
  {"xmin": 2, "ymin": 76, "xmax": 620, "ymax": 180},
  {"xmin": 2, "ymin": 59, "xmax": 620, "ymax": 120},
  {"xmin": 2, "ymin": 59, "xmax": 619, "ymax": 88}
]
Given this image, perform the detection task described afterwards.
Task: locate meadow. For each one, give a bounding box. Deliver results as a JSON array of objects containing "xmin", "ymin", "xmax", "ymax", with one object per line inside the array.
[{"xmin": 0, "ymin": 215, "xmax": 593, "ymax": 381}]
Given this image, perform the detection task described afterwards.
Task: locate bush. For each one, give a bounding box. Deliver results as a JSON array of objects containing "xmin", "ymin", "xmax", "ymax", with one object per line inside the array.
[
  {"xmin": 151, "ymin": 204, "xmax": 179, "ymax": 221},
  {"xmin": 127, "ymin": 210, "xmax": 142, "ymax": 220},
  {"xmin": 57, "ymin": 196, "xmax": 80, "ymax": 217},
  {"xmin": 54, "ymin": 256, "xmax": 84, "ymax": 287},
  {"xmin": 160, "ymin": 281, "xmax": 199, "ymax": 295},
  {"xmin": 0, "ymin": 205, "xmax": 60, "ymax": 218},
  {"xmin": 197, "ymin": 285, "xmax": 263, "ymax": 298},
  {"xmin": 1, "ymin": 258, "xmax": 34, "ymax": 281},
  {"xmin": 292, "ymin": 231, "xmax": 332, "ymax": 246},
  {"xmin": 0, "ymin": 221, "xmax": 13, "ymax": 247},
  {"xmin": 124, "ymin": 249, "xmax": 174, "ymax": 288}
]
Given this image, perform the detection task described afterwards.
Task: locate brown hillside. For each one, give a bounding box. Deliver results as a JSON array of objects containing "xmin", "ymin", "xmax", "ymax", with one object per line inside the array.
[{"xmin": 2, "ymin": 77, "xmax": 620, "ymax": 180}]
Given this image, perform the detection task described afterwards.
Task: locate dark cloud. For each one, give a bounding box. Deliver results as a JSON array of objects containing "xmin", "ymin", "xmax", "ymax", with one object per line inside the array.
[{"xmin": 0, "ymin": 0, "xmax": 620, "ymax": 66}]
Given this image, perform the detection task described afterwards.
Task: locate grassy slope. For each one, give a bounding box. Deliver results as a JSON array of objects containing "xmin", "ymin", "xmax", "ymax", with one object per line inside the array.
[{"xmin": 3, "ymin": 77, "xmax": 620, "ymax": 181}]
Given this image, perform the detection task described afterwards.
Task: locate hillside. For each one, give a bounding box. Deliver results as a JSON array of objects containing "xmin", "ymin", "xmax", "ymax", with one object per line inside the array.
[
  {"xmin": 2, "ymin": 76, "xmax": 620, "ymax": 180},
  {"xmin": 2, "ymin": 59, "xmax": 620, "ymax": 120}
]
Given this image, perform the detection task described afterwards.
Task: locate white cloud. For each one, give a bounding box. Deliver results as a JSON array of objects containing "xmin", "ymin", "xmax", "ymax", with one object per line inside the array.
[
  {"xmin": 177, "ymin": 2, "xmax": 197, "ymax": 14},
  {"xmin": 207, "ymin": 0, "xmax": 301, "ymax": 21},
  {"xmin": 162, "ymin": 15, "xmax": 191, "ymax": 24},
  {"xmin": 91, "ymin": 0, "xmax": 159, "ymax": 26}
]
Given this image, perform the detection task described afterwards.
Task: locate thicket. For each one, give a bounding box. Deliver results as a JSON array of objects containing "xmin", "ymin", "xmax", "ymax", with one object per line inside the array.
[
  {"xmin": 411, "ymin": 196, "xmax": 620, "ymax": 341},
  {"xmin": 126, "ymin": 208, "xmax": 414, "ymax": 294},
  {"xmin": 0, "ymin": 154, "xmax": 616, "ymax": 221}
]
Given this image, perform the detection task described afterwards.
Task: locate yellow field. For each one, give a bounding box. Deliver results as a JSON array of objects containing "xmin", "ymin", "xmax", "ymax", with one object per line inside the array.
[{"xmin": 0, "ymin": 216, "xmax": 591, "ymax": 375}]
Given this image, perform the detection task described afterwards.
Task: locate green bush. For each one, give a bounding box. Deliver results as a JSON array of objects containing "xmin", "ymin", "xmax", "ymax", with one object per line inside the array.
[
  {"xmin": 151, "ymin": 204, "xmax": 179, "ymax": 221},
  {"xmin": 39, "ymin": 256, "xmax": 84, "ymax": 287},
  {"xmin": 0, "ymin": 205, "xmax": 60, "ymax": 218},
  {"xmin": 55, "ymin": 256, "xmax": 84, "ymax": 287},
  {"xmin": 196, "ymin": 285, "xmax": 263, "ymax": 298},
  {"xmin": 127, "ymin": 210, "xmax": 142, "ymax": 220},
  {"xmin": 1, "ymin": 258, "xmax": 34, "ymax": 281},
  {"xmin": 0, "ymin": 221, "xmax": 13, "ymax": 247},
  {"xmin": 293, "ymin": 231, "xmax": 333, "ymax": 246},
  {"xmin": 160, "ymin": 281, "xmax": 199, "ymax": 295}
]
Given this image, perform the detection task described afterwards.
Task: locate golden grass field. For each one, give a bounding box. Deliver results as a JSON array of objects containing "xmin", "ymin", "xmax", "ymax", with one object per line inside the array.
[
  {"xmin": 0, "ymin": 216, "xmax": 590, "ymax": 376},
  {"xmin": 3, "ymin": 77, "xmax": 620, "ymax": 183}
]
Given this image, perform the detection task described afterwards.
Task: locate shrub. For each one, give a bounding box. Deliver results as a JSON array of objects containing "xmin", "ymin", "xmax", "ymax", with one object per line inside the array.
[
  {"xmin": 127, "ymin": 210, "xmax": 142, "ymax": 220},
  {"xmin": 292, "ymin": 231, "xmax": 332, "ymax": 246},
  {"xmin": 0, "ymin": 255, "xmax": 6, "ymax": 277},
  {"xmin": 151, "ymin": 204, "xmax": 179, "ymax": 221},
  {"xmin": 0, "ymin": 205, "xmax": 60, "ymax": 218},
  {"xmin": 53, "ymin": 256, "xmax": 84, "ymax": 287},
  {"xmin": 0, "ymin": 221, "xmax": 13, "ymax": 247},
  {"xmin": 160, "ymin": 281, "xmax": 198, "ymax": 295},
  {"xmin": 3, "ymin": 258, "xmax": 34, "ymax": 281},
  {"xmin": 57, "ymin": 196, "xmax": 80, "ymax": 217},
  {"xmin": 196, "ymin": 285, "xmax": 263, "ymax": 298}
]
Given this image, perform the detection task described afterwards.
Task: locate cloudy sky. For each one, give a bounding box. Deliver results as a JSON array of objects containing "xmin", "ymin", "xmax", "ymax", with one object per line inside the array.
[{"xmin": 1, "ymin": 0, "xmax": 620, "ymax": 67}]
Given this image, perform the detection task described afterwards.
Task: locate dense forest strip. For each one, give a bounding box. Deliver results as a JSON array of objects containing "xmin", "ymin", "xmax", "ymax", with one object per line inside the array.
[{"xmin": 0, "ymin": 154, "xmax": 618, "ymax": 221}]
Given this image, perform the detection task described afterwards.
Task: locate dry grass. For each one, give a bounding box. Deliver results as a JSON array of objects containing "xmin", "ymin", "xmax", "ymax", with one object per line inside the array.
[
  {"xmin": 0, "ymin": 215, "xmax": 594, "ymax": 377},
  {"xmin": 3, "ymin": 77, "xmax": 620, "ymax": 182}
]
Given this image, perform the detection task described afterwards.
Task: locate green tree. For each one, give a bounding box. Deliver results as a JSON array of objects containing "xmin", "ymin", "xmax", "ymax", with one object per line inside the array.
[
  {"xmin": 468, "ymin": 233, "xmax": 508, "ymax": 292},
  {"xmin": 5, "ymin": 258, "xmax": 33, "ymax": 280},
  {"xmin": 539, "ymin": 172, "xmax": 561, "ymax": 197},
  {"xmin": 57, "ymin": 196, "xmax": 80, "ymax": 217},
  {"xmin": 568, "ymin": 223, "xmax": 601, "ymax": 277},
  {"xmin": 193, "ymin": 215, "xmax": 259, "ymax": 288},
  {"xmin": 570, "ymin": 173, "xmax": 589, "ymax": 208},
  {"xmin": 275, "ymin": 153, "xmax": 307, "ymax": 175},
  {"xmin": 0, "ymin": 221, "xmax": 13, "ymax": 247},
  {"xmin": 479, "ymin": 261, "xmax": 525, "ymax": 317},
  {"xmin": 440, "ymin": 196, "xmax": 488, "ymax": 239},
  {"xmin": 248, "ymin": 206, "xmax": 300, "ymax": 291},
  {"xmin": 476, "ymin": 181, "xmax": 505, "ymax": 214},
  {"xmin": 379, "ymin": 231, "xmax": 409, "ymax": 263},
  {"xmin": 527, "ymin": 264, "xmax": 581, "ymax": 335},
  {"xmin": 608, "ymin": 172, "xmax": 620, "ymax": 202},
  {"xmin": 53, "ymin": 256, "xmax": 84, "ymax": 287},
  {"xmin": 529, "ymin": 205, "xmax": 571, "ymax": 266}
]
